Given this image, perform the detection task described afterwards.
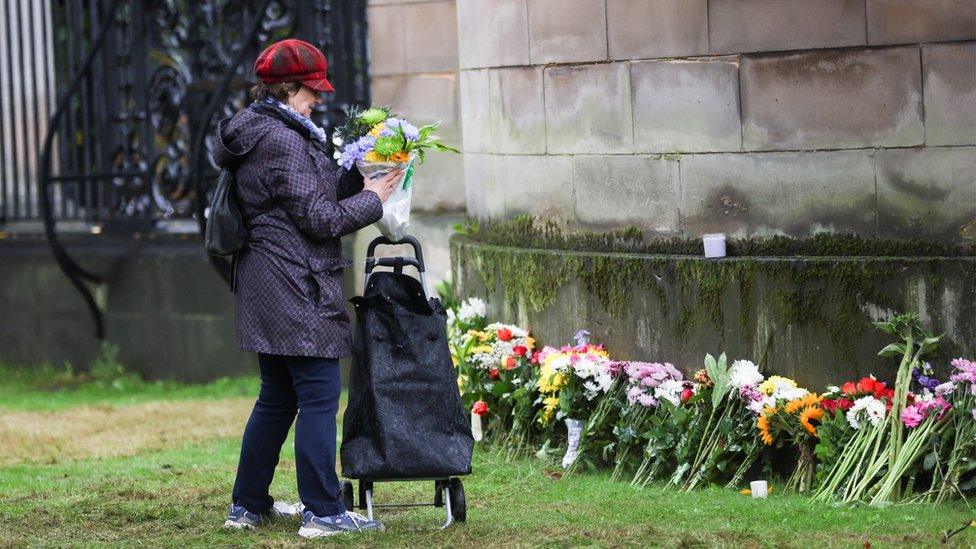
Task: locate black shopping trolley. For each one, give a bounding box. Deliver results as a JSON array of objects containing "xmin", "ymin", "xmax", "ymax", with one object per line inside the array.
[{"xmin": 339, "ymin": 235, "xmax": 473, "ymax": 529}]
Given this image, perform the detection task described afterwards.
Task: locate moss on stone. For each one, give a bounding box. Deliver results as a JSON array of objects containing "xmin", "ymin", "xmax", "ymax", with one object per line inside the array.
[{"xmin": 462, "ymin": 216, "xmax": 976, "ymax": 258}]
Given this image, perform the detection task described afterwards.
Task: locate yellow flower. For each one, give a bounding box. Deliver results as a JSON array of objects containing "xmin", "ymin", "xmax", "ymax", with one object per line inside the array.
[
  {"xmin": 739, "ymin": 489, "xmax": 752, "ymax": 495},
  {"xmin": 799, "ymin": 406, "xmax": 824, "ymax": 437},
  {"xmin": 537, "ymin": 366, "xmax": 567, "ymax": 394},
  {"xmin": 784, "ymin": 393, "xmax": 820, "ymax": 415},
  {"xmin": 457, "ymin": 375, "xmax": 468, "ymax": 391},
  {"xmin": 539, "ymin": 396, "xmax": 560, "ymax": 425},
  {"xmin": 471, "ymin": 345, "xmax": 493, "ymax": 355},
  {"xmin": 390, "ymin": 151, "xmax": 409, "ymax": 163},
  {"xmin": 525, "ymin": 336, "xmax": 536, "ymax": 351},
  {"xmin": 451, "ymin": 353, "xmax": 459, "ymax": 366},
  {"xmin": 368, "ymin": 123, "xmax": 386, "ymax": 137},
  {"xmin": 759, "ymin": 375, "xmax": 798, "ymax": 396},
  {"xmin": 757, "ymin": 410, "xmax": 776, "ymax": 445},
  {"xmin": 364, "ymin": 151, "xmax": 385, "ymax": 162}
]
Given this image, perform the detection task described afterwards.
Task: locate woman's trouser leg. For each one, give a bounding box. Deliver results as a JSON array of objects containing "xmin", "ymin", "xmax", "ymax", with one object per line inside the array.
[
  {"xmin": 288, "ymin": 355, "xmax": 346, "ymax": 517},
  {"xmin": 231, "ymin": 353, "xmax": 298, "ymax": 514}
]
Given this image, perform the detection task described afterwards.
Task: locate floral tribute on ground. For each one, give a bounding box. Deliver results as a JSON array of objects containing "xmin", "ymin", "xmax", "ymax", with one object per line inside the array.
[{"xmin": 442, "ymin": 291, "xmax": 975, "ymax": 504}]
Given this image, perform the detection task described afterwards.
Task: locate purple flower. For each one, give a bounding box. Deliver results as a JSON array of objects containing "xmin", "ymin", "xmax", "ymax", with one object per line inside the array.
[
  {"xmin": 574, "ymin": 330, "xmax": 590, "ymax": 347},
  {"xmin": 384, "ymin": 117, "xmax": 420, "ymax": 141}
]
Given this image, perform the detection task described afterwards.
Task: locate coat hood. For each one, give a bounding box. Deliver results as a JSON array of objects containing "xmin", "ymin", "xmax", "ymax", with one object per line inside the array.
[{"xmin": 212, "ymin": 107, "xmax": 283, "ymax": 169}]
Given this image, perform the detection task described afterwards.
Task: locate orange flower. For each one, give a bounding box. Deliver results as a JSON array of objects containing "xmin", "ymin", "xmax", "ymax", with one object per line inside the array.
[
  {"xmin": 390, "ymin": 150, "xmax": 409, "ymax": 163},
  {"xmin": 784, "ymin": 393, "xmax": 820, "ymax": 415},
  {"xmin": 757, "ymin": 415, "xmax": 774, "ymax": 445},
  {"xmin": 799, "ymin": 406, "xmax": 824, "ymax": 437}
]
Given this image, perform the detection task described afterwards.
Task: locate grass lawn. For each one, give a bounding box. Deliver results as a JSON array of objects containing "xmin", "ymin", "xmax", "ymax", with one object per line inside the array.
[{"xmin": 0, "ymin": 365, "xmax": 973, "ymax": 547}]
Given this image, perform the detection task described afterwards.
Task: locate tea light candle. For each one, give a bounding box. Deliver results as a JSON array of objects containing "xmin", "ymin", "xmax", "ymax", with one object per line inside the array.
[
  {"xmin": 750, "ymin": 480, "xmax": 768, "ymax": 498},
  {"xmin": 703, "ymin": 233, "xmax": 726, "ymax": 259}
]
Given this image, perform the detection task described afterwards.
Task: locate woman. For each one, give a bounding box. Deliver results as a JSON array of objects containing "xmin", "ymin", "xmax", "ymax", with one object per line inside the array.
[{"xmin": 212, "ymin": 39, "xmax": 401, "ymax": 538}]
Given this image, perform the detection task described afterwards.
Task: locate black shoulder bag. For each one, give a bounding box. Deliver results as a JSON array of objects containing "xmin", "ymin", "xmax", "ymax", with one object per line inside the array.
[{"xmin": 204, "ymin": 168, "xmax": 246, "ymax": 256}]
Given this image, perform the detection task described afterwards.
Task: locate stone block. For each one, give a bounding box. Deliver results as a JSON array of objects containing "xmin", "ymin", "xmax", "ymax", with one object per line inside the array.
[
  {"xmin": 458, "ymin": 0, "xmax": 530, "ymax": 69},
  {"xmin": 496, "ymin": 154, "xmax": 575, "ymax": 219},
  {"xmin": 459, "ymin": 69, "xmax": 491, "ymax": 153},
  {"xmin": 367, "ymin": 5, "xmax": 405, "ymax": 76},
  {"xmin": 679, "ymin": 150, "xmax": 878, "ymax": 237},
  {"xmin": 463, "ymin": 153, "xmax": 505, "ymax": 218},
  {"xmin": 403, "ymin": 1, "xmax": 458, "ymax": 73},
  {"xmin": 528, "ymin": 0, "xmax": 607, "ymax": 64},
  {"xmin": 544, "ymin": 63, "xmax": 634, "ymax": 154},
  {"xmin": 631, "ymin": 58, "xmax": 741, "ymax": 153},
  {"xmin": 573, "ymin": 155, "xmax": 680, "ymax": 233},
  {"xmin": 411, "ymin": 145, "xmax": 467, "ymax": 212},
  {"xmin": 709, "ymin": 0, "xmax": 866, "ymax": 54},
  {"xmin": 607, "ymin": 0, "xmax": 708, "ymax": 60},
  {"xmin": 372, "ymin": 73, "xmax": 458, "ymax": 124},
  {"xmin": 867, "ymin": 0, "xmax": 976, "ymax": 45},
  {"xmin": 741, "ymin": 47, "xmax": 923, "ymax": 150},
  {"xmin": 877, "ymin": 147, "xmax": 976, "ymax": 242},
  {"xmin": 489, "ymin": 67, "xmax": 546, "ymax": 154},
  {"xmin": 923, "ymin": 42, "xmax": 976, "ymax": 146}
]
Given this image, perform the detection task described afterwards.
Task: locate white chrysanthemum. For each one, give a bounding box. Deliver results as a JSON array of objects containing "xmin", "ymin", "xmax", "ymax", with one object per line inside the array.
[
  {"xmin": 654, "ymin": 379, "xmax": 684, "ymax": 407},
  {"xmin": 458, "ymin": 297, "xmax": 487, "ymax": 322},
  {"xmin": 729, "ymin": 360, "xmax": 764, "ymax": 389}
]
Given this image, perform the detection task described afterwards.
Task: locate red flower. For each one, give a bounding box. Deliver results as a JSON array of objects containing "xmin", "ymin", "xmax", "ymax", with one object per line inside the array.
[
  {"xmin": 472, "ymin": 400, "xmax": 489, "ymax": 416},
  {"xmin": 842, "ymin": 381, "xmax": 857, "ymax": 395},
  {"xmin": 513, "ymin": 345, "xmax": 528, "ymax": 357},
  {"xmin": 857, "ymin": 377, "xmax": 878, "ymax": 395},
  {"xmin": 505, "ymin": 356, "xmax": 517, "ymax": 370},
  {"xmin": 680, "ymin": 388, "xmax": 694, "ymax": 404},
  {"xmin": 497, "ymin": 327, "xmax": 513, "ymax": 342},
  {"xmin": 488, "ymin": 368, "xmax": 500, "ymax": 380}
]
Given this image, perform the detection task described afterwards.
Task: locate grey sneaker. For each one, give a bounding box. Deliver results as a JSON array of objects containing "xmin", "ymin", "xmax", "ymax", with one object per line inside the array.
[
  {"xmin": 223, "ymin": 501, "xmax": 304, "ymax": 530},
  {"xmin": 223, "ymin": 503, "xmax": 262, "ymax": 530},
  {"xmin": 298, "ymin": 510, "xmax": 386, "ymax": 538}
]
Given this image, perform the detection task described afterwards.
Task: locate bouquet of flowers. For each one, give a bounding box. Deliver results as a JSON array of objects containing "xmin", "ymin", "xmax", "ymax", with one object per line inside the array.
[
  {"xmin": 614, "ymin": 361, "xmax": 695, "ymax": 483},
  {"xmin": 333, "ymin": 106, "xmax": 459, "ymax": 240},
  {"xmin": 755, "ymin": 389, "xmax": 822, "ymax": 493},
  {"xmin": 452, "ymin": 317, "xmax": 536, "ymax": 446},
  {"xmin": 930, "ymin": 357, "xmax": 976, "ymax": 502},
  {"xmin": 813, "ymin": 313, "xmax": 945, "ymax": 504},
  {"xmin": 672, "ymin": 357, "xmax": 766, "ymax": 491},
  {"xmin": 535, "ymin": 330, "xmax": 617, "ymax": 469}
]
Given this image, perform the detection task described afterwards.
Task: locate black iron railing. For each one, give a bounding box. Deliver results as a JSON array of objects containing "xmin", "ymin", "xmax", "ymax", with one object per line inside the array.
[{"xmin": 3, "ymin": 0, "xmax": 371, "ymax": 337}]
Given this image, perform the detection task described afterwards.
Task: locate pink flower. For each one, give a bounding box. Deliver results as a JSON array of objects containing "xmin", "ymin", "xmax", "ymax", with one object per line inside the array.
[{"xmin": 901, "ymin": 405, "xmax": 924, "ymax": 428}]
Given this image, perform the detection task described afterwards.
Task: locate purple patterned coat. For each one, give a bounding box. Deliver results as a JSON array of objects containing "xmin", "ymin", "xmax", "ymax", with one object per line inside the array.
[{"xmin": 213, "ymin": 106, "xmax": 383, "ymax": 358}]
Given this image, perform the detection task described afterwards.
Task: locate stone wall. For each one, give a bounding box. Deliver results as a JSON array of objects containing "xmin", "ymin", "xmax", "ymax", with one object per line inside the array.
[
  {"xmin": 452, "ymin": 236, "xmax": 976, "ymax": 388},
  {"xmin": 458, "ymin": 0, "xmax": 976, "ymax": 244}
]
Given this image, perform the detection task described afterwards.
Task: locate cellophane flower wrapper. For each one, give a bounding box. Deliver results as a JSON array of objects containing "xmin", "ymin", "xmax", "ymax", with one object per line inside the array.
[{"xmin": 357, "ymin": 152, "xmax": 416, "ymax": 241}]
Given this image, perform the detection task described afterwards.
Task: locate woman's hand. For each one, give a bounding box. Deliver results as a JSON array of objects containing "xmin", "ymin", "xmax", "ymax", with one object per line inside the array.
[{"xmin": 363, "ymin": 169, "xmax": 404, "ymax": 203}]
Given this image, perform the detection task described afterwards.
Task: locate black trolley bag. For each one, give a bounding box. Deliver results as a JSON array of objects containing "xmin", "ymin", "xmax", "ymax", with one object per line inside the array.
[{"xmin": 339, "ymin": 235, "xmax": 473, "ymax": 528}]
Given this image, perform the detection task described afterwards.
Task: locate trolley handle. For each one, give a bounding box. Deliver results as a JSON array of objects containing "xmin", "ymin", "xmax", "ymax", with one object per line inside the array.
[{"xmin": 365, "ymin": 235, "xmax": 425, "ymax": 273}]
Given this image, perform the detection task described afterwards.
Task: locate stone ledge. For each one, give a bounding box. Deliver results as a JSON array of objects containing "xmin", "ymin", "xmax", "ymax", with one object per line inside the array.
[{"xmin": 451, "ymin": 236, "xmax": 976, "ymax": 387}]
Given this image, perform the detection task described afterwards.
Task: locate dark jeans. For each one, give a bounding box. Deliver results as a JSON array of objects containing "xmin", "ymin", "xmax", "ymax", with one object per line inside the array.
[{"xmin": 232, "ymin": 353, "xmax": 346, "ymax": 517}]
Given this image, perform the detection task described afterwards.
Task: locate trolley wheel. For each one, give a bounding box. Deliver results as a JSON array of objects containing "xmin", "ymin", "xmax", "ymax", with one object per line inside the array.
[
  {"xmin": 340, "ymin": 480, "xmax": 355, "ymax": 512},
  {"xmin": 448, "ymin": 478, "xmax": 466, "ymax": 522},
  {"xmin": 434, "ymin": 480, "xmax": 446, "ymax": 507}
]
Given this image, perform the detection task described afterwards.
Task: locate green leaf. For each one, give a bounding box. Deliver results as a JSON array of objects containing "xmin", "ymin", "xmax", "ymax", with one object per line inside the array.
[{"xmin": 878, "ymin": 343, "xmax": 906, "ymax": 357}]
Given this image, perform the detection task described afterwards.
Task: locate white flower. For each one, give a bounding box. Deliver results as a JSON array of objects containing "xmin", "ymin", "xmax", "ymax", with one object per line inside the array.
[
  {"xmin": 934, "ymin": 382, "xmax": 955, "ymax": 397},
  {"xmin": 333, "ymin": 150, "xmax": 341, "ymax": 160},
  {"xmin": 332, "ymin": 135, "xmax": 344, "ymax": 147},
  {"xmin": 654, "ymin": 379, "xmax": 684, "ymax": 407},
  {"xmin": 458, "ymin": 297, "xmax": 487, "ymax": 322},
  {"xmin": 777, "ymin": 387, "xmax": 810, "ymax": 401},
  {"xmin": 846, "ymin": 396, "xmax": 887, "ymax": 430},
  {"xmin": 729, "ymin": 360, "xmax": 764, "ymax": 389}
]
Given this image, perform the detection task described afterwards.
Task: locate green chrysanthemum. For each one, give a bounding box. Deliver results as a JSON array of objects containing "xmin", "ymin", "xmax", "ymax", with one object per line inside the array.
[
  {"xmin": 373, "ymin": 136, "xmax": 402, "ymax": 157},
  {"xmin": 357, "ymin": 107, "xmax": 389, "ymax": 126}
]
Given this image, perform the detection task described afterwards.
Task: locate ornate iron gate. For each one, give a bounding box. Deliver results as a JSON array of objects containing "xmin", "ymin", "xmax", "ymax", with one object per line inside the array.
[{"xmin": 1, "ymin": 0, "xmax": 370, "ymax": 337}]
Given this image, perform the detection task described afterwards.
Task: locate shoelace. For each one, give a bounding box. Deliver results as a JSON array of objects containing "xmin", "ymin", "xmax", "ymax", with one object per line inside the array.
[{"xmin": 342, "ymin": 511, "xmax": 371, "ymax": 527}]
